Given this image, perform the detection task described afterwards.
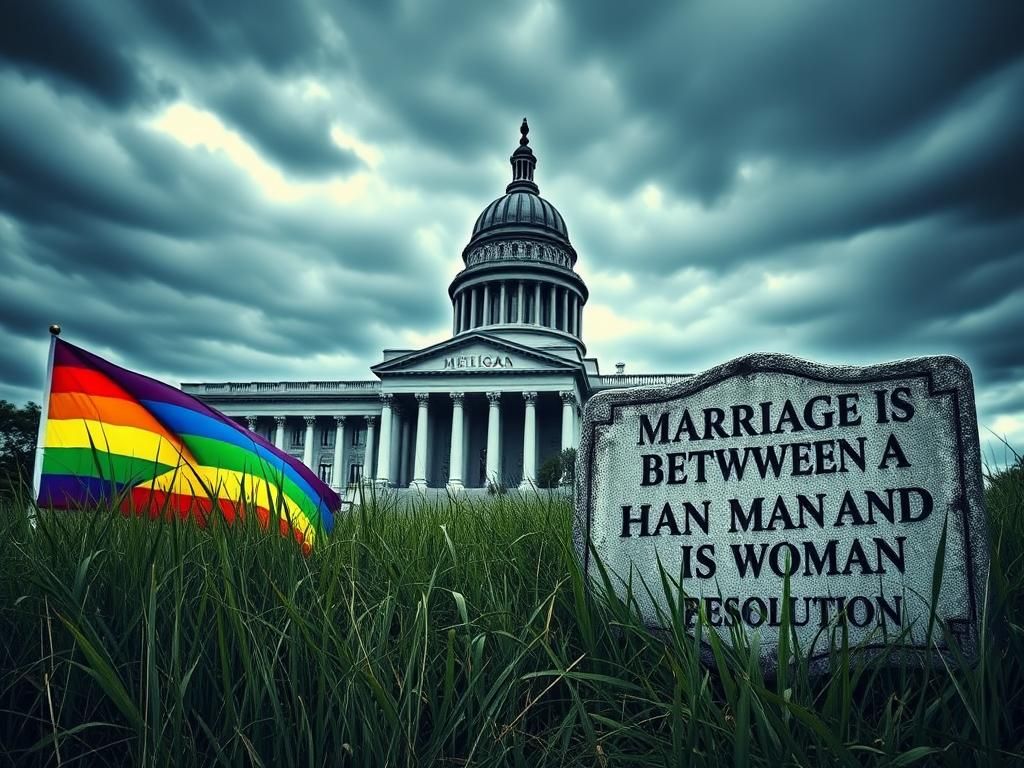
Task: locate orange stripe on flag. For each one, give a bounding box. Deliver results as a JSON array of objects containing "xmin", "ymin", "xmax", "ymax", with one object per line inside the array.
[{"xmin": 49, "ymin": 392, "xmax": 178, "ymax": 441}]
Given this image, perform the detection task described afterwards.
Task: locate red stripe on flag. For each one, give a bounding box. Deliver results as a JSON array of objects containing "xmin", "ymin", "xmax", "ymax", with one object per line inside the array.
[
  {"xmin": 119, "ymin": 487, "xmax": 311, "ymax": 554},
  {"xmin": 52, "ymin": 366, "xmax": 133, "ymax": 400}
]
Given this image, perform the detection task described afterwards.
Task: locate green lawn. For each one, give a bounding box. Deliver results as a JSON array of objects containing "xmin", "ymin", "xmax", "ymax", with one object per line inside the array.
[{"xmin": 1, "ymin": 469, "xmax": 1022, "ymax": 767}]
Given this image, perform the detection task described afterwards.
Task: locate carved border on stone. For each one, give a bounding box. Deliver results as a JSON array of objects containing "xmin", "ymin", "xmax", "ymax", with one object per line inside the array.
[{"xmin": 573, "ymin": 352, "xmax": 987, "ymax": 674}]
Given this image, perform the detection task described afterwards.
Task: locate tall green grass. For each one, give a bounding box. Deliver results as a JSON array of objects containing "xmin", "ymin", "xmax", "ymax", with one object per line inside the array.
[{"xmin": 1, "ymin": 469, "xmax": 1022, "ymax": 767}]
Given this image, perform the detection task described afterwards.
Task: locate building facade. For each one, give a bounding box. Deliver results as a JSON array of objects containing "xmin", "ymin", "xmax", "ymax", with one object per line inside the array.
[{"xmin": 182, "ymin": 120, "xmax": 690, "ymax": 491}]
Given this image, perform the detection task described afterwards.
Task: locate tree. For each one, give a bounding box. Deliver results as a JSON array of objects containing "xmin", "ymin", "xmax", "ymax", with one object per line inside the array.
[{"xmin": 0, "ymin": 400, "xmax": 40, "ymax": 497}]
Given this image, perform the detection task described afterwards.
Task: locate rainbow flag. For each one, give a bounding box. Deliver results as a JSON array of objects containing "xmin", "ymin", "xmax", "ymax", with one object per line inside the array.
[{"xmin": 34, "ymin": 337, "xmax": 338, "ymax": 552}]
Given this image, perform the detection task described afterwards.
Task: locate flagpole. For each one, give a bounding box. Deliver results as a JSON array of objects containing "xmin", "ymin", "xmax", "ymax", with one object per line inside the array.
[{"xmin": 31, "ymin": 325, "xmax": 61, "ymax": 513}]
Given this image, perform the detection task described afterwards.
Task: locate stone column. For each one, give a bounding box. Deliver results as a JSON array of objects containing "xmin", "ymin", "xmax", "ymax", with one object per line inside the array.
[
  {"xmin": 399, "ymin": 412, "xmax": 412, "ymax": 485},
  {"xmin": 482, "ymin": 284, "xmax": 491, "ymax": 326},
  {"xmin": 520, "ymin": 392, "xmax": 537, "ymax": 489},
  {"xmin": 499, "ymin": 282, "xmax": 507, "ymax": 323},
  {"xmin": 410, "ymin": 393, "xmax": 430, "ymax": 489},
  {"xmin": 274, "ymin": 416, "xmax": 286, "ymax": 450},
  {"xmin": 577, "ymin": 301, "xmax": 583, "ymax": 338},
  {"xmin": 560, "ymin": 391, "xmax": 576, "ymax": 452},
  {"xmin": 302, "ymin": 415, "xmax": 315, "ymax": 469},
  {"xmin": 447, "ymin": 392, "xmax": 465, "ymax": 491},
  {"xmin": 362, "ymin": 416, "xmax": 377, "ymax": 482},
  {"xmin": 534, "ymin": 282, "xmax": 541, "ymax": 325},
  {"xmin": 517, "ymin": 281, "xmax": 524, "ymax": 322},
  {"xmin": 332, "ymin": 416, "xmax": 347, "ymax": 491},
  {"xmin": 470, "ymin": 287, "xmax": 478, "ymax": 329},
  {"xmin": 246, "ymin": 416, "xmax": 257, "ymax": 432},
  {"xmin": 376, "ymin": 394, "xmax": 393, "ymax": 486},
  {"xmin": 485, "ymin": 391, "xmax": 502, "ymax": 485},
  {"xmin": 550, "ymin": 284, "xmax": 558, "ymax": 327},
  {"xmin": 563, "ymin": 289, "xmax": 569, "ymax": 331}
]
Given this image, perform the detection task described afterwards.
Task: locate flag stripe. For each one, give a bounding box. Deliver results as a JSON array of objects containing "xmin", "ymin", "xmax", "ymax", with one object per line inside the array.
[
  {"xmin": 45, "ymin": 419, "xmax": 192, "ymax": 468},
  {"xmin": 51, "ymin": 366, "xmax": 133, "ymax": 400},
  {"xmin": 42, "ymin": 447, "xmax": 175, "ymax": 485},
  {"xmin": 49, "ymin": 392, "xmax": 177, "ymax": 437}
]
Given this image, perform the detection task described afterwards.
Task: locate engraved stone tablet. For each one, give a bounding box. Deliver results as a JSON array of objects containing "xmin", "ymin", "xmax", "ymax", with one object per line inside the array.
[{"xmin": 574, "ymin": 354, "xmax": 988, "ymax": 673}]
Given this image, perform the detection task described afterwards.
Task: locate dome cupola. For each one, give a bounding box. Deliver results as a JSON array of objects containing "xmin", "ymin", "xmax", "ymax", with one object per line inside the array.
[{"xmin": 448, "ymin": 119, "xmax": 588, "ymax": 353}]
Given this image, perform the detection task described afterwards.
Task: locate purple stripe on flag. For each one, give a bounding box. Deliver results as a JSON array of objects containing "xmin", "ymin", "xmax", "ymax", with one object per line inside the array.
[{"xmin": 38, "ymin": 473, "xmax": 128, "ymax": 508}]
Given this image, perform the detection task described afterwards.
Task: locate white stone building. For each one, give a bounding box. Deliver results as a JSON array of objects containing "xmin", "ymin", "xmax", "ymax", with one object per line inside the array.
[{"xmin": 182, "ymin": 120, "xmax": 689, "ymax": 492}]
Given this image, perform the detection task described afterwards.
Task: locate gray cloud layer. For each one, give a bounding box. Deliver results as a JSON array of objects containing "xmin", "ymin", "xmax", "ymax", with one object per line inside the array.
[{"xmin": 1, "ymin": 1, "xmax": 1022, "ymax": 459}]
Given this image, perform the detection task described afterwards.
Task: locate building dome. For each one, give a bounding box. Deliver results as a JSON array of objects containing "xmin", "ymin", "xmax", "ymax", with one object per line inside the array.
[
  {"xmin": 462, "ymin": 118, "xmax": 576, "ymax": 265},
  {"xmin": 470, "ymin": 190, "xmax": 569, "ymax": 246},
  {"xmin": 448, "ymin": 118, "xmax": 588, "ymax": 353}
]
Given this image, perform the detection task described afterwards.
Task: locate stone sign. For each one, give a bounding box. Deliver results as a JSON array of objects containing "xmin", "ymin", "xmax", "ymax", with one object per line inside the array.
[{"xmin": 574, "ymin": 354, "xmax": 988, "ymax": 672}]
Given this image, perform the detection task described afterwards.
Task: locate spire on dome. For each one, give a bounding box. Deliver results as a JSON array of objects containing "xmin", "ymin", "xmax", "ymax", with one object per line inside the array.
[{"xmin": 507, "ymin": 116, "xmax": 539, "ymax": 194}]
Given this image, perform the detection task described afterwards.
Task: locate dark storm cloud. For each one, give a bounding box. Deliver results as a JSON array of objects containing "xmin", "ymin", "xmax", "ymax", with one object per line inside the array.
[
  {"xmin": 0, "ymin": 2, "xmax": 146, "ymax": 107},
  {"xmin": 208, "ymin": 73, "xmax": 360, "ymax": 176},
  {"xmin": 0, "ymin": 1, "xmax": 1022, "ymax": 455}
]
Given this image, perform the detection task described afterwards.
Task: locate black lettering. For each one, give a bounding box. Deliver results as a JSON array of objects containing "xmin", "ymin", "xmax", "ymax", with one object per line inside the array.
[
  {"xmin": 899, "ymin": 487, "xmax": 932, "ymax": 523},
  {"xmin": 681, "ymin": 501, "xmax": 710, "ymax": 535},
  {"xmin": 865, "ymin": 489, "xmax": 896, "ymax": 524},
  {"xmin": 731, "ymin": 543, "xmax": 769, "ymax": 577},
  {"xmin": 689, "ymin": 450, "xmax": 712, "ymax": 482},
  {"xmin": 652, "ymin": 503, "xmax": 680, "ymax": 536},
  {"xmin": 774, "ymin": 399, "xmax": 805, "ymax": 433},
  {"xmin": 878, "ymin": 433, "xmax": 911, "ymax": 469},
  {"xmin": 837, "ymin": 393, "xmax": 862, "ymax": 427},
  {"xmin": 803, "ymin": 539, "xmax": 839, "ymax": 576},
  {"xmin": 714, "ymin": 447, "xmax": 749, "ymax": 481},
  {"xmin": 621, "ymin": 504, "xmax": 651, "ymax": 537},
  {"xmin": 814, "ymin": 439, "xmax": 837, "ymax": 474},
  {"xmin": 791, "ymin": 442, "xmax": 814, "ymax": 475},
  {"xmin": 729, "ymin": 497, "xmax": 764, "ymax": 532},
  {"xmin": 672, "ymin": 410, "xmax": 700, "ymax": 442},
  {"xmin": 838, "ymin": 437, "xmax": 867, "ymax": 472},
  {"xmin": 750, "ymin": 443, "xmax": 788, "ymax": 479},
  {"xmin": 641, "ymin": 455, "xmax": 663, "ymax": 485},
  {"xmin": 874, "ymin": 536, "xmax": 906, "ymax": 574},
  {"xmin": 695, "ymin": 543, "xmax": 716, "ymax": 578},
  {"xmin": 803, "ymin": 395, "xmax": 835, "ymax": 430},
  {"xmin": 703, "ymin": 407, "xmax": 728, "ymax": 440},
  {"xmin": 667, "ymin": 452, "xmax": 687, "ymax": 484},
  {"xmin": 639, "ymin": 413, "xmax": 669, "ymax": 445},
  {"xmin": 890, "ymin": 386, "xmax": 914, "ymax": 422},
  {"xmin": 731, "ymin": 404, "xmax": 757, "ymax": 437},
  {"xmin": 874, "ymin": 389, "xmax": 890, "ymax": 424},
  {"xmin": 835, "ymin": 490, "xmax": 866, "ymax": 526},
  {"xmin": 877, "ymin": 595, "xmax": 903, "ymax": 627}
]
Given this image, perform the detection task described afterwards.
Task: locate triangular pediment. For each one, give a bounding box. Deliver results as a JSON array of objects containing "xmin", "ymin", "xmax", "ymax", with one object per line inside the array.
[{"xmin": 372, "ymin": 333, "xmax": 581, "ymax": 376}]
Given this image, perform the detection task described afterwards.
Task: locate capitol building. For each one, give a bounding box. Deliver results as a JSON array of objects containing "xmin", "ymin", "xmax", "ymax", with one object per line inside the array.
[{"xmin": 183, "ymin": 121, "xmax": 689, "ymax": 493}]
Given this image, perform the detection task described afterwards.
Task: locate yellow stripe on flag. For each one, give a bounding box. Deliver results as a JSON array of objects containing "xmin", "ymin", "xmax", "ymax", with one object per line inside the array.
[{"xmin": 45, "ymin": 419, "xmax": 195, "ymax": 468}]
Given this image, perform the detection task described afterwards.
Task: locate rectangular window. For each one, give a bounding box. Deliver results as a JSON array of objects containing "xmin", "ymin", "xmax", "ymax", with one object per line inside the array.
[
  {"xmin": 318, "ymin": 463, "xmax": 332, "ymax": 485},
  {"xmin": 351, "ymin": 426, "xmax": 366, "ymax": 446},
  {"xmin": 291, "ymin": 428, "xmax": 305, "ymax": 448},
  {"xmin": 348, "ymin": 464, "xmax": 362, "ymax": 484},
  {"xmin": 320, "ymin": 429, "xmax": 334, "ymax": 448}
]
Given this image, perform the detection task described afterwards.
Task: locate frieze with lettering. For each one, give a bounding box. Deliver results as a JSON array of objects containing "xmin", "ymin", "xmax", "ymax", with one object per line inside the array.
[
  {"xmin": 574, "ymin": 353, "xmax": 988, "ymax": 674},
  {"xmin": 444, "ymin": 354, "xmax": 515, "ymax": 370}
]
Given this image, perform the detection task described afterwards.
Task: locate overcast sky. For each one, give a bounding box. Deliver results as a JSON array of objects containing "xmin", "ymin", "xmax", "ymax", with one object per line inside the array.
[{"xmin": 1, "ymin": 2, "xmax": 1022, "ymax": 463}]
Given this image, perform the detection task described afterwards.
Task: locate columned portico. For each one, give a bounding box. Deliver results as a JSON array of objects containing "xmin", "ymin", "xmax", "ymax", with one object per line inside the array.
[
  {"xmin": 447, "ymin": 392, "xmax": 465, "ymax": 491},
  {"xmin": 485, "ymin": 391, "xmax": 502, "ymax": 484},
  {"xmin": 410, "ymin": 393, "xmax": 430, "ymax": 490},
  {"xmin": 520, "ymin": 391, "xmax": 537, "ymax": 489}
]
